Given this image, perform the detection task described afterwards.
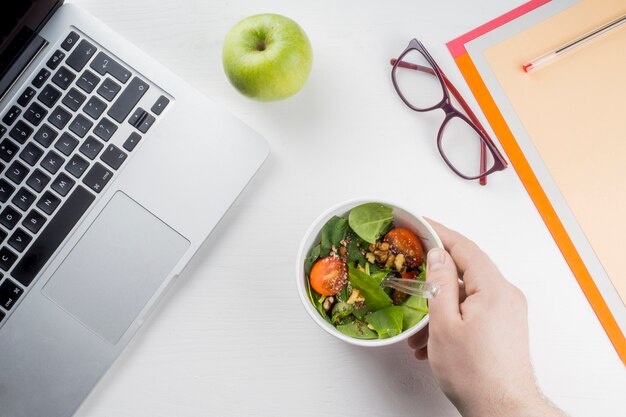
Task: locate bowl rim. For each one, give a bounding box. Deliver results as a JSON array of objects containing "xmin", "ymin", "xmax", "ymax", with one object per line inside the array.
[{"xmin": 295, "ymin": 198, "xmax": 443, "ymax": 347}]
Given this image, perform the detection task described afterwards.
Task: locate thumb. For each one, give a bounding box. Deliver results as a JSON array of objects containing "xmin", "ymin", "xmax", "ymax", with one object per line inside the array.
[{"xmin": 426, "ymin": 248, "xmax": 461, "ymax": 324}]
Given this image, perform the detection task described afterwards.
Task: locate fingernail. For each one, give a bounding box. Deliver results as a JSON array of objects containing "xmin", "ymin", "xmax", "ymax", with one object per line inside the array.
[{"xmin": 427, "ymin": 248, "xmax": 445, "ymax": 271}]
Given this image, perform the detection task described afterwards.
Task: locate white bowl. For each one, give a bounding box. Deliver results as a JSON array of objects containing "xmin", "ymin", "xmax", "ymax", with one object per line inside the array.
[{"xmin": 296, "ymin": 199, "xmax": 443, "ymax": 347}]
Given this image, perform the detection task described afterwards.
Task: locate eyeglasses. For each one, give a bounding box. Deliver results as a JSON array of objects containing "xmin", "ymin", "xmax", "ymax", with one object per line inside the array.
[{"xmin": 391, "ymin": 39, "xmax": 507, "ymax": 185}]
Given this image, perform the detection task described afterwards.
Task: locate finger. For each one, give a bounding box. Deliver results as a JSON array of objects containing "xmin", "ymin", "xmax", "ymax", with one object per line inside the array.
[
  {"xmin": 408, "ymin": 326, "xmax": 429, "ymax": 350},
  {"xmin": 414, "ymin": 346, "xmax": 428, "ymax": 360},
  {"xmin": 426, "ymin": 219, "xmax": 501, "ymax": 294},
  {"xmin": 425, "ymin": 247, "xmax": 461, "ymax": 324}
]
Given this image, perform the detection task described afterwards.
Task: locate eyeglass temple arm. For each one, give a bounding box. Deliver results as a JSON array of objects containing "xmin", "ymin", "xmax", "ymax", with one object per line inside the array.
[{"xmin": 390, "ymin": 59, "xmax": 509, "ymax": 179}]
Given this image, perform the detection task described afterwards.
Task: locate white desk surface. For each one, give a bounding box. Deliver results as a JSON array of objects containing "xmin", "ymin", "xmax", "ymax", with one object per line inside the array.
[{"xmin": 69, "ymin": 0, "xmax": 626, "ymax": 416}]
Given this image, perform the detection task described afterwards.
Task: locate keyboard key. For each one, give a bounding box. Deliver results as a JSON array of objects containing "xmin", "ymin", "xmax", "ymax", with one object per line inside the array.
[
  {"xmin": 2, "ymin": 105, "xmax": 21, "ymax": 126},
  {"xmin": 68, "ymin": 114, "xmax": 93, "ymax": 138},
  {"xmin": 79, "ymin": 136, "xmax": 104, "ymax": 160},
  {"xmin": 0, "ymin": 139, "xmax": 19, "ymax": 162},
  {"xmin": 19, "ymin": 142, "xmax": 44, "ymax": 166},
  {"xmin": 90, "ymin": 52, "xmax": 131, "ymax": 83},
  {"xmin": 66, "ymin": 39, "xmax": 97, "ymax": 72},
  {"xmin": 6, "ymin": 161, "xmax": 29, "ymax": 185},
  {"xmin": 22, "ymin": 209, "xmax": 46, "ymax": 235},
  {"xmin": 8, "ymin": 228, "xmax": 32, "ymax": 253},
  {"xmin": 48, "ymin": 106, "xmax": 71, "ymax": 129},
  {"xmin": 0, "ymin": 124, "xmax": 6, "ymax": 135},
  {"xmin": 76, "ymin": 70, "xmax": 100, "ymax": 93},
  {"xmin": 83, "ymin": 162, "xmax": 112, "ymax": 193},
  {"xmin": 93, "ymin": 117, "xmax": 117, "ymax": 141},
  {"xmin": 83, "ymin": 96, "xmax": 107, "ymax": 120},
  {"xmin": 41, "ymin": 150, "xmax": 65, "ymax": 175},
  {"xmin": 0, "ymin": 310, "xmax": 4, "ymax": 322},
  {"xmin": 100, "ymin": 144, "xmax": 127, "ymax": 170},
  {"xmin": 0, "ymin": 206, "xmax": 22, "ymax": 230},
  {"xmin": 97, "ymin": 77, "xmax": 121, "ymax": 102},
  {"xmin": 37, "ymin": 84, "xmax": 62, "ymax": 108},
  {"xmin": 13, "ymin": 186, "xmax": 95, "ymax": 286},
  {"xmin": 0, "ymin": 178, "xmax": 16, "ymax": 203},
  {"xmin": 46, "ymin": 49, "xmax": 66, "ymax": 70},
  {"xmin": 12, "ymin": 187, "xmax": 36, "ymax": 211},
  {"xmin": 151, "ymin": 95, "xmax": 170, "ymax": 115},
  {"xmin": 108, "ymin": 77, "xmax": 149, "ymax": 123},
  {"xmin": 65, "ymin": 154, "xmax": 89, "ymax": 178},
  {"xmin": 36, "ymin": 191, "xmax": 61, "ymax": 215},
  {"xmin": 26, "ymin": 168, "xmax": 50, "ymax": 193},
  {"xmin": 17, "ymin": 87, "xmax": 36, "ymax": 107},
  {"xmin": 51, "ymin": 172, "xmax": 75, "ymax": 197},
  {"xmin": 0, "ymin": 230, "xmax": 5, "ymax": 244},
  {"xmin": 32, "ymin": 68, "xmax": 51, "ymax": 88},
  {"xmin": 24, "ymin": 102, "xmax": 48, "ymax": 126},
  {"xmin": 62, "ymin": 87, "xmax": 86, "ymax": 111},
  {"xmin": 0, "ymin": 277, "xmax": 22, "ymax": 308},
  {"xmin": 34, "ymin": 124, "xmax": 58, "ymax": 147},
  {"xmin": 9, "ymin": 120, "xmax": 33, "ymax": 144},
  {"xmin": 52, "ymin": 66, "xmax": 76, "ymax": 90},
  {"xmin": 128, "ymin": 107, "xmax": 146, "ymax": 127},
  {"xmin": 54, "ymin": 132, "xmax": 79, "ymax": 156},
  {"xmin": 61, "ymin": 31, "xmax": 80, "ymax": 51},
  {"xmin": 138, "ymin": 113, "xmax": 155, "ymax": 133},
  {"xmin": 123, "ymin": 132, "xmax": 141, "ymax": 152}
]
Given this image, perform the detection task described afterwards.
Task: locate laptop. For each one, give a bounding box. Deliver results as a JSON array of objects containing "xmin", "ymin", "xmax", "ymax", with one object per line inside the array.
[{"xmin": 0, "ymin": 1, "xmax": 269, "ymax": 416}]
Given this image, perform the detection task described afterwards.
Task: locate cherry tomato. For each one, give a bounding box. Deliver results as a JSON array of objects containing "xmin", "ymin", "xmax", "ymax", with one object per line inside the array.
[
  {"xmin": 309, "ymin": 256, "xmax": 348, "ymax": 296},
  {"xmin": 383, "ymin": 227, "xmax": 424, "ymax": 268}
]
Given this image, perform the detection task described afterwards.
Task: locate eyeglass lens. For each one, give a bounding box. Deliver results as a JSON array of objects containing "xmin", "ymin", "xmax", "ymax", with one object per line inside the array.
[
  {"xmin": 439, "ymin": 115, "xmax": 494, "ymax": 178},
  {"xmin": 394, "ymin": 49, "xmax": 444, "ymax": 110}
]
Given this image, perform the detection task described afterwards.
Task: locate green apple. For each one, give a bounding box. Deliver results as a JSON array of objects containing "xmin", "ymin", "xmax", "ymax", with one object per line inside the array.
[{"xmin": 222, "ymin": 14, "xmax": 313, "ymax": 101}]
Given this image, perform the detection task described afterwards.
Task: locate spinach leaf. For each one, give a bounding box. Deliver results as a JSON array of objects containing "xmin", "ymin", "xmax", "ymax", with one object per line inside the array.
[
  {"xmin": 304, "ymin": 244, "xmax": 321, "ymax": 276},
  {"xmin": 404, "ymin": 294, "xmax": 429, "ymax": 313},
  {"xmin": 320, "ymin": 216, "xmax": 349, "ymax": 257},
  {"xmin": 348, "ymin": 203, "xmax": 393, "ymax": 244},
  {"xmin": 346, "ymin": 235, "xmax": 366, "ymax": 264},
  {"xmin": 337, "ymin": 282, "xmax": 351, "ymax": 303},
  {"xmin": 336, "ymin": 321, "xmax": 377, "ymax": 340},
  {"xmin": 417, "ymin": 262, "xmax": 426, "ymax": 281},
  {"xmin": 331, "ymin": 301, "xmax": 354, "ymax": 323},
  {"xmin": 348, "ymin": 266, "xmax": 392, "ymax": 310},
  {"xmin": 307, "ymin": 280, "xmax": 331, "ymax": 323},
  {"xmin": 352, "ymin": 305, "xmax": 372, "ymax": 321},
  {"xmin": 366, "ymin": 306, "xmax": 404, "ymax": 339},
  {"xmin": 401, "ymin": 305, "xmax": 427, "ymax": 331}
]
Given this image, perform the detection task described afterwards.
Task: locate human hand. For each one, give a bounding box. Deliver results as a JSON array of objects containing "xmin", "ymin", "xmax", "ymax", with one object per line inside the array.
[{"xmin": 408, "ymin": 221, "xmax": 565, "ymax": 417}]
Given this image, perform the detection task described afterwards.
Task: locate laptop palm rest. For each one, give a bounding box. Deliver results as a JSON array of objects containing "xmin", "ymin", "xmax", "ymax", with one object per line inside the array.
[{"xmin": 42, "ymin": 191, "xmax": 190, "ymax": 344}]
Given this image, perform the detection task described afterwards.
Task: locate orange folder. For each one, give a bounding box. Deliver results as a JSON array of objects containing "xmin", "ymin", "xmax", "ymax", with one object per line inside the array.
[{"xmin": 448, "ymin": 0, "xmax": 626, "ymax": 364}]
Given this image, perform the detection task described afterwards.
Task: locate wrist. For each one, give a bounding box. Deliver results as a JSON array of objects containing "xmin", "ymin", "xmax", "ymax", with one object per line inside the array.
[{"xmin": 461, "ymin": 383, "xmax": 565, "ymax": 417}]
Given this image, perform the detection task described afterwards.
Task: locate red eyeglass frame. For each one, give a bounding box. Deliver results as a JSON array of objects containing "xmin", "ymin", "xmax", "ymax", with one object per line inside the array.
[{"xmin": 390, "ymin": 39, "xmax": 508, "ymax": 185}]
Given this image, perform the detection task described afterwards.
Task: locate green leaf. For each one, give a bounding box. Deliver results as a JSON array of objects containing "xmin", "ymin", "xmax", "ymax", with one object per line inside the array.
[
  {"xmin": 352, "ymin": 305, "xmax": 372, "ymax": 321},
  {"xmin": 337, "ymin": 282, "xmax": 351, "ymax": 303},
  {"xmin": 304, "ymin": 244, "xmax": 321, "ymax": 276},
  {"xmin": 306, "ymin": 279, "xmax": 331, "ymax": 323},
  {"xmin": 404, "ymin": 295, "xmax": 429, "ymax": 313},
  {"xmin": 348, "ymin": 266, "xmax": 392, "ymax": 310},
  {"xmin": 331, "ymin": 301, "xmax": 354, "ymax": 323},
  {"xmin": 320, "ymin": 216, "xmax": 349, "ymax": 257},
  {"xmin": 417, "ymin": 262, "xmax": 426, "ymax": 281},
  {"xmin": 366, "ymin": 306, "xmax": 404, "ymax": 339},
  {"xmin": 348, "ymin": 203, "xmax": 393, "ymax": 244},
  {"xmin": 346, "ymin": 234, "xmax": 366, "ymax": 264},
  {"xmin": 401, "ymin": 305, "xmax": 427, "ymax": 331},
  {"xmin": 336, "ymin": 321, "xmax": 377, "ymax": 339}
]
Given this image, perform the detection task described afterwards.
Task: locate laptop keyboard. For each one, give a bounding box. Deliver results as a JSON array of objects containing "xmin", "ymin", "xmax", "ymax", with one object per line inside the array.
[{"xmin": 0, "ymin": 30, "xmax": 171, "ymax": 323}]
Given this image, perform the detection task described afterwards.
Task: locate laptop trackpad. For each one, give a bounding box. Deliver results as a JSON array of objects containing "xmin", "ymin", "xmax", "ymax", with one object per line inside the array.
[{"xmin": 42, "ymin": 191, "xmax": 190, "ymax": 344}]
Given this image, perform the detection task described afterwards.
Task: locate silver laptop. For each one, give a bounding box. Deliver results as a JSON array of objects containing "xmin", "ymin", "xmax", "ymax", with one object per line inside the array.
[{"xmin": 0, "ymin": 1, "xmax": 269, "ymax": 416}]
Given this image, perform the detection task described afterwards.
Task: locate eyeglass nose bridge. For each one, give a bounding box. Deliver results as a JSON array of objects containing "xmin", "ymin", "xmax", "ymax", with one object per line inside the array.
[{"xmin": 440, "ymin": 101, "xmax": 456, "ymax": 115}]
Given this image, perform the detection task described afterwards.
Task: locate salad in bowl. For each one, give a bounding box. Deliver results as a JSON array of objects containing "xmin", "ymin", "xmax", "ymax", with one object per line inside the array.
[{"xmin": 296, "ymin": 201, "xmax": 442, "ymax": 346}]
